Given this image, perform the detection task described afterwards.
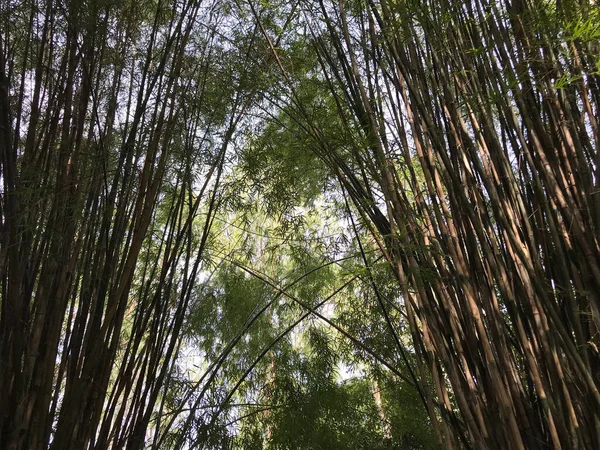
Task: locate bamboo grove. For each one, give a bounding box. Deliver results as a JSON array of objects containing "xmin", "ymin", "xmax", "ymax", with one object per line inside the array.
[{"xmin": 1, "ymin": 0, "xmax": 599, "ymax": 449}]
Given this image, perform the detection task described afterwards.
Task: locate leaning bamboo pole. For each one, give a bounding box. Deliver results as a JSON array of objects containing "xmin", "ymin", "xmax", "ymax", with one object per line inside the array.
[{"xmin": 254, "ymin": 0, "xmax": 600, "ymax": 447}]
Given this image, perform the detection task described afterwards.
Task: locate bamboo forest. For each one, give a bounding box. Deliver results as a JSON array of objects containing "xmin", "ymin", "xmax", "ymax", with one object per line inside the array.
[{"xmin": 1, "ymin": 0, "xmax": 599, "ymax": 448}]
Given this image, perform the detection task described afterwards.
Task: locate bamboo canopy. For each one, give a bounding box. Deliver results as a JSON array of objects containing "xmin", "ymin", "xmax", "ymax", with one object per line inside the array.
[{"xmin": 1, "ymin": 0, "xmax": 599, "ymax": 448}]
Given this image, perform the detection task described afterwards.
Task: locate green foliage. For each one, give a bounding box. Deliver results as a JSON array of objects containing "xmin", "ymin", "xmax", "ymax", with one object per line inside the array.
[
  {"xmin": 238, "ymin": 124, "xmax": 327, "ymax": 218},
  {"xmin": 179, "ymin": 148, "xmax": 433, "ymax": 448},
  {"xmin": 228, "ymin": 323, "xmax": 434, "ymax": 450},
  {"xmin": 379, "ymin": 376, "xmax": 437, "ymax": 449}
]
